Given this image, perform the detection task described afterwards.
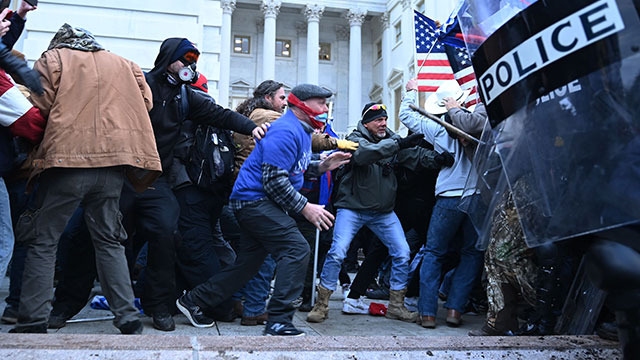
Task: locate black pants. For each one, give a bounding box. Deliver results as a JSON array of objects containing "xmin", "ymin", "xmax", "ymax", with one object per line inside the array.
[
  {"xmin": 120, "ymin": 177, "xmax": 179, "ymax": 315},
  {"xmin": 174, "ymin": 185, "xmax": 224, "ymax": 289},
  {"xmin": 190, "ymin": 200, "xmax": 310, "ymax": 323}
]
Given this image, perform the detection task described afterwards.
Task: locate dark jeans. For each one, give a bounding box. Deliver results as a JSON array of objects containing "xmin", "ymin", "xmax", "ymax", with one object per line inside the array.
[
  {"xmin": 190, "ymin": 200, "xmax": 310, "ymax": 323},
  {"xmin": 120, "ymin": 177, "xmax": 179, "ymax": 315},
  {"xmin": 4, "ymin": 179, "xmax": 36, "ymax": 308},
  {"xmin": 16, "ymin": 167, "xmax": 138, "ymax": 328}
]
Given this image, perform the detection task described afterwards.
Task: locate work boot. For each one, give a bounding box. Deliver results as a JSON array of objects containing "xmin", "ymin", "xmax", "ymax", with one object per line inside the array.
[
  {"xmin": 306, "ymin": 285, "xmax": 332, "ymax": 323},
  {"xmin": 385, "ymin": 288, "xmax": 418, "ymax": 322}
]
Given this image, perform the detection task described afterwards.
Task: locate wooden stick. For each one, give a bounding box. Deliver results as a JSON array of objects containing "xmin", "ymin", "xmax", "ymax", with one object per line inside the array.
[{"xmin": 409, "ymin": 104, "xmax": 483, "ymax": 144}]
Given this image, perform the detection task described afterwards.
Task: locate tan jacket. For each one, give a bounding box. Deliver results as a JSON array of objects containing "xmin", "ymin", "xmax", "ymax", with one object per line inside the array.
[{"xmin": 30, "ymin": 48, "xmax": 161, "ymax": 191}]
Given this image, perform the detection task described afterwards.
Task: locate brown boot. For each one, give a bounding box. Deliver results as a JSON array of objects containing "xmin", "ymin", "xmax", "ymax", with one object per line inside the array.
[
  {"xmin": 417, "ymin": 315, "xmax": 436, "ymax": 328},
  {"xmin": 385, "ymin": 288, "xmax": 418, "ymax": 322},
  {"xmin": 446, "ymin": 309, "xmax": 462, "ymax": 327},
  {"xmin": 306, "ymin": 285, "xmax": 333, "ymax": 323},
  {"xmin": 240, "ymin": 312, "xmax": 268, "ymax": 326}
]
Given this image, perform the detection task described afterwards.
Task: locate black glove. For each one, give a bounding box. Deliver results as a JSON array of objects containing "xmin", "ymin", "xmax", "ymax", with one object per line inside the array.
[
  {"xmin": 0, "ymin": 43, "xmax": 44, "ymax": 95},
  {"xmin": 435, "ymin": 151, "xmax": 455, "ymax": 167},
  {"xmin": 396, "ymin": 133, "xmax": 424, "ymax": 149}
]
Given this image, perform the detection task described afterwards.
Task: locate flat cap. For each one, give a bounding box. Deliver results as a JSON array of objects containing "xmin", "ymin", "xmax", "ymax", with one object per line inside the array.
[{"xmin": 290, "ymin": 84, "xmax": 332, "ymax": 101}]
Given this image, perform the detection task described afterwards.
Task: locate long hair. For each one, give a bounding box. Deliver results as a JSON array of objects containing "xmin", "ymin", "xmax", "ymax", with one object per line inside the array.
[{"xmin": 236, "ymin": 80, "xmax": 284, "ymax": 117}]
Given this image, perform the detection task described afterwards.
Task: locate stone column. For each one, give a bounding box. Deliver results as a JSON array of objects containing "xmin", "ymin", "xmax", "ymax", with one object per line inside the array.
[
  {"xmin": 261, "ymin": 0, "xmax": 281, "ymax": 81},
  {"xmin": 303, "ymin": 4, "xmax": 324, "ymax": 85},
  {"xmin": 219, "ymin": 0, "xmax": 236, "ymax": 107},
  {"xmin": 346, "ymin": 8, "xmax": 366, "ymax": 130},
  {"xmin": 380, "ymin": 12, "xmax": 392, "ymax": 125}
]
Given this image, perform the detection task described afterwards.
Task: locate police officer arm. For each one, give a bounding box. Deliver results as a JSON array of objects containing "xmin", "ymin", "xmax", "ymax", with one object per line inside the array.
[{"xmin": 186, "ymin": 89, "xmax": 260, "ymax": 137}]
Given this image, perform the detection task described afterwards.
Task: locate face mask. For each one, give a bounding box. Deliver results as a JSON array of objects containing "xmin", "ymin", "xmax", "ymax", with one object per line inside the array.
[
  {"xmin": 287, "ymin": 93, "xmax": 327, "ymax": 129},
  {"xmin": 314, "ymin": 113, "xmax": 328, "ymax": 123},
  {"xmin": 178, "ymin": 64, "xmax": 197, "ymax": 82}
]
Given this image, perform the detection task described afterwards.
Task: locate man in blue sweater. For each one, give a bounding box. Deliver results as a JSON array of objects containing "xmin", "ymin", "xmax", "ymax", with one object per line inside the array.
[{"xmin": 177, "ymin": 84, "xmax": 351, "ymax": 336}]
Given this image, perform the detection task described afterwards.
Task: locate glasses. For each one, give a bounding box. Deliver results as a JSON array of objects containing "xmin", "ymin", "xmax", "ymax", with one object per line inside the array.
[
  {"xmin": 181, "ymin": 51, "xmax": 200, "ymax": 64},
  {"xmin": 362, "ymin": 104, "xmax": 387, "ymax": 119}
]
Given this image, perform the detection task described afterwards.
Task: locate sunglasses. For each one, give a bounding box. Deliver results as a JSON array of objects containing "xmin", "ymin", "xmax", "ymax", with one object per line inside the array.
[
  {"xmin": 181, "ymin": 51, "xmax": 200, "ymax": 64},
  {"xmin": 362, "ymin": 104, "xmax": 387, "ymax": 119}
]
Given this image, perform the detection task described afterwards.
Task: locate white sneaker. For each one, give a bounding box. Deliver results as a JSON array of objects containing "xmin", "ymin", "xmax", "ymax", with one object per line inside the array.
[
  {"xmin": 404, "ymin": 296, "xmax": 418, "ymax": 312},
  {"xmin": 342, "ymin": 297, "xmax": 369, "ymax": 315}
]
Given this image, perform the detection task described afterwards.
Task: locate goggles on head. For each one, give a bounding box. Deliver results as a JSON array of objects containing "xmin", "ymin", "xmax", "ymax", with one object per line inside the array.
[{"xmin": 362, "ymin": 103, "xmax": 387, "ymax": 119}]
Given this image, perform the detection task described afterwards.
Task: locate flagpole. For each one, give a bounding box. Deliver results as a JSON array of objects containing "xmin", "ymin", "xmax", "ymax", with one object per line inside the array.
[{"xmin": 415, "ymin": 39, "xmax": 439, "ymax": 77}]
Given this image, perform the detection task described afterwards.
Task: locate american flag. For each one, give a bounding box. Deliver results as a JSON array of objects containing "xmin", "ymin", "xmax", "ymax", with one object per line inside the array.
[{"xmin": 414, "ymin": 11, "xmax": 478, "ymax": 108}]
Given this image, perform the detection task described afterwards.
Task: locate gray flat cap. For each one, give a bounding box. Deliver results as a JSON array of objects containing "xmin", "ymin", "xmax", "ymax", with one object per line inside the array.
[{"xmin": 290, "ymin": 84, "xmax": 332, "ymax": 101}]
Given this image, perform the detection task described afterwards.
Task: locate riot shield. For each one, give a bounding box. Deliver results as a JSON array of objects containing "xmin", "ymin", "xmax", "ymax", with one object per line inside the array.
[{"xmin": 460, "ymin": 0, "xmax": 640, "ymax": 247}]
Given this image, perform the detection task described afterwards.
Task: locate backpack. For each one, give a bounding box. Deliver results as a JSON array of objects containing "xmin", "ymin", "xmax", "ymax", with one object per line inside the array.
[
  {"xmin": 185, "ymin": 124, "xmax": 235, "ymax": 197},
  {"xmin": 177, "ymin": 85, "xmax": 236, "ymax": 197}
]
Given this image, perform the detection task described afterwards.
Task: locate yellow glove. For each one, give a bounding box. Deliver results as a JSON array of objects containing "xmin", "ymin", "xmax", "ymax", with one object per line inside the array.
[{"xmin": 336, "ymin": 139, "xmax": 359, "ymax": 151}]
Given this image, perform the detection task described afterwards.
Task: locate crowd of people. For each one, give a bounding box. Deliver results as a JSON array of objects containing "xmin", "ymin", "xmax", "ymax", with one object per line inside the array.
[{"xmin": 0, "ymin": 0, "xmax": 632, "ymax": 347}]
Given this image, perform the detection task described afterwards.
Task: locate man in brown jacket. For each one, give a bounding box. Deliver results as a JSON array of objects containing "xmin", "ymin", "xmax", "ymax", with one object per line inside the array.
[{"xmin": 10, "ymin": 24, "xmax": 161, "ymax": 334}]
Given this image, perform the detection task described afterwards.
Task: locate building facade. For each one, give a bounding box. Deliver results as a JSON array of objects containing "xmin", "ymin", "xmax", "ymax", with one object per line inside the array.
[{"xmin": 16, "ymin": 0, "xmax": 456, "ymax": 134}]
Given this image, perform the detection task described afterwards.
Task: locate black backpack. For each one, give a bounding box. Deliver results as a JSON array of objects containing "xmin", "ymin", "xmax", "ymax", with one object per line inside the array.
[
  {"xmin": 178, "ymin": 85, "xmax": 236, "ymax": 197},
  {"xmin": 186, "ymin": 125, "xmax": 235, "ymax": 197}
]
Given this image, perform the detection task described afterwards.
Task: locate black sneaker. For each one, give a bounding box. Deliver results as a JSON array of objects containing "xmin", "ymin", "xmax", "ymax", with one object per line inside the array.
[
  {"xmin": 1, "ymin": 305, "xmax": 18, "ymax": 324},
  {"xmin": 263, "ymin": 321, "xmax": 305, "ymax": 336},
  {"xmin": 176, "ymin": 293, "xmax": 215, "ymax": 328},
  {"xmin": 152, "ymin": 312, "xmax": 175, "ymax": 331},
  {"xmin": 9, "ymin": 324, "xmax": 47, "ymax": 333},
  {"xmin": 118, "ymin": 319, "xmax": 144, "ymax": 335},
  {"xmin": 48, "ymin": 309, "xmax": 75, "ymax": 329}
]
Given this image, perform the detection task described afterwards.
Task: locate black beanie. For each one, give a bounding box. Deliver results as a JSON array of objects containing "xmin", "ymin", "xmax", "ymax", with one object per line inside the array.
[
  {"xmin": 170, "ymin": 39, "xmax": 200, "ymax": 64},
  {"xmin": 361, "ymin": 102, "xmax": 388, "ymax": 124}
]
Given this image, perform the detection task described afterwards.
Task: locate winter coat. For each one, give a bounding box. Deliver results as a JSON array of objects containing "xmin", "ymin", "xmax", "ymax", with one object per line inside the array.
[
  {"xmin": 29, "ymin": 47, "xmax": 162, "ymax": 191},
  {"xmin": 145, "ymin": 38, "xmax": 256, "ymax": 175},
  {"xmin": 332, "ymin": 121, "xmax": 440, "ymax": 212}
]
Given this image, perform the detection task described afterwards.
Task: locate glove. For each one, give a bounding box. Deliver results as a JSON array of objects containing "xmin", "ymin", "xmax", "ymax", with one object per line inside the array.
[
  {"xmin": 435, "ymin": 151, "xmax": 455, "ymax": 167},
  {"xmin": 396, "ymin": 133, "xmax": 424, "ymax": 149},
  {"xmin": 336, "ymin": 139, "xmax": 359, "ymax": 151},
  {"xmin": 0, "ymin": 43, "xmax": 43, "ymax": 95}
]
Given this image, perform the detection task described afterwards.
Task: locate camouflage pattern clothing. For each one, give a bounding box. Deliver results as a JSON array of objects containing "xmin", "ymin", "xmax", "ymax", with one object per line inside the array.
[
  {"xmin": 47, "ymin": 23, "xmax": 104, "ymax": 52},
  {"xmin": 485, "ymin": 190, "xmax": 537, "ymax": 331}
]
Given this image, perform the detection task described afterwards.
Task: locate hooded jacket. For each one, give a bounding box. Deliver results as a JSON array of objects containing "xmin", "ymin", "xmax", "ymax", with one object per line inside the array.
[
  {"xmin": 332, "ymin": 121, "xmax": 441, "ymax": 212},
  {"xmin": 145, "ymin": 38, "xmax": 256, "ymax": 174},
  {"xmin": 29, "ymin": 26, "xmax": 162, "ymax": 191}
]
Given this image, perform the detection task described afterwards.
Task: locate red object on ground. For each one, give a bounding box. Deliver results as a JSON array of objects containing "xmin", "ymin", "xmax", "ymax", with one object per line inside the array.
[{"xmin": 369, "ymin": 302, "xmax": 387, "ymax": 316}]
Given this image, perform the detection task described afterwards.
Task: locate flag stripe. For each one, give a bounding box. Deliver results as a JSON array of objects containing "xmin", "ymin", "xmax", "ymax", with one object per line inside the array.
[{"xmin": 418, "ymin": 73, "xmax": 455, "ymax": 80}]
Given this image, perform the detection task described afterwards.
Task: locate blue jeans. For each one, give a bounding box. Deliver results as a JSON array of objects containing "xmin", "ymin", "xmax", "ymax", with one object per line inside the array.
[
  {"xmin": 233, "ymin": 255, "xmax": 276, "ymax": 317},
  {"xmin": 0, "ymin": 178, "xmax": 14, "ymax": 279},
  {"xmin": 320, "ymin": 209, "xmax": 410, "ymax": 291},
  {"xmin": 418, "ymin": 197, "xmax": 483, "ymax": 316}
]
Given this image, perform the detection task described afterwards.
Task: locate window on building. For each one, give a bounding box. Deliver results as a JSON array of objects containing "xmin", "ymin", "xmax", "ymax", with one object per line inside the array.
[
  {"xmin": 416, "ymin": 0, "xmax": 425, "ymax": 13},
  {"xmin": 233, "ymin": 35, "xmax": 250, "ymax": 54},
  {"xmin": 394, "ymin": 87, "xmax": 402, "ymax": 131},
  {"xmin": 319, "ymin": 42, "xmax": 331, "ymax": 61},
  {"xmin": 276, "ymin": 39, "xmax": 291, "ymax": 57},
  {"xmin": 376, "ymin": 40, "xmax": 382, "ymax": 60},
  {"xmin": 394, "ymin": 22, "xmax": 402, "ymax": 44}
]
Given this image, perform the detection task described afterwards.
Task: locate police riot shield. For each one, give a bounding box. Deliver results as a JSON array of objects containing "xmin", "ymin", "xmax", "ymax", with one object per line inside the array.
[{"xmin": 459, "ymin": 0, "xmax": 640, "ymax": 247}]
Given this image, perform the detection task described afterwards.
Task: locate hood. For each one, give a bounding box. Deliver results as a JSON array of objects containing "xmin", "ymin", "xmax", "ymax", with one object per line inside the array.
[
  {"xmin": 356, "ymin": 120, "xmax": 395, "ymax": 143},
  {"xmin": 147, "ymin": 37, "xmax": 187, "ymax": 78},
  {"xmin": 48, "ymin": 23, "xmax": 104, "ymax": 52}
]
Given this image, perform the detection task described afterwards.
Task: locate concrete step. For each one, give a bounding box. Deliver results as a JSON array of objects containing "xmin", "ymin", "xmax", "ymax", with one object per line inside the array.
[{"xmin": 0, "ymin": 334, "xmax": 621, "ymax": 359}]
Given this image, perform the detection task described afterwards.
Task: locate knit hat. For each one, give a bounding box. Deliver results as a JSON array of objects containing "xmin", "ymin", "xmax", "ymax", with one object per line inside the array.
[
  {"xmin": 170, "ymin": 39, "xmax": 200, "ymax": 64},
  {"xmin": 361, "ymin": 102, "xmax": 388, "ymax": 124},
  {"xmin": 290, "ymin": 83, "xmax": 332, "ymax": 101}
]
